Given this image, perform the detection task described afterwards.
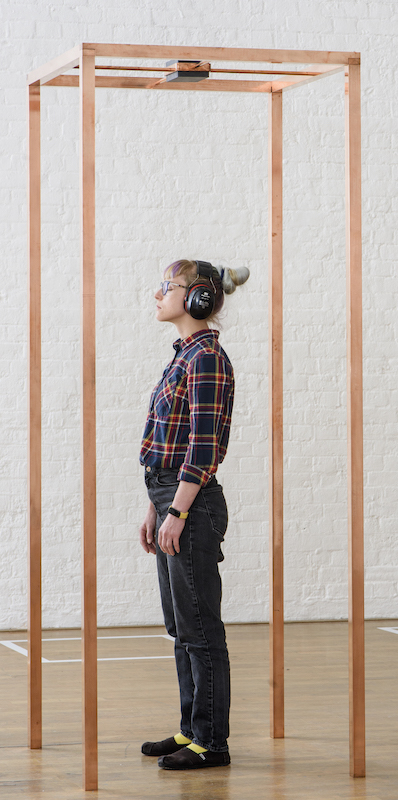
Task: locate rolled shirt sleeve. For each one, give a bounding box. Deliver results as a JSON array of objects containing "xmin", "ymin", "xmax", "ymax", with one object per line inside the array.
[{"xmin": 177, "ymin": 351, "xmax": 234, "ymax": 487}]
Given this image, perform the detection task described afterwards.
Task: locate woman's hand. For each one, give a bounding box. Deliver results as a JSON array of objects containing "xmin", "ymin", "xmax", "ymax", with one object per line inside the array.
[
  {"xmin": 157, "ymin": 480, "xmax": 201, "ymax": 555},
  {"xmin": 139, "ymin": 502, "xmax": 157, "ymax": 554},
  {"xmin": 158, "ymin": 514, "xmax": 186, "ymax": 556}
]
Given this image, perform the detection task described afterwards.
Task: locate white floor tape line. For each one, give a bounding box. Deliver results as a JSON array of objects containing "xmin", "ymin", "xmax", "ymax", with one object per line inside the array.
[{"xmin": 0, "ymin": 634, "xmax": 174, "ymax": 663}]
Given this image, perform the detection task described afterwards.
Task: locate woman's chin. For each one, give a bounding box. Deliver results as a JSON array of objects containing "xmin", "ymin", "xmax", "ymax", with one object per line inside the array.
[{"xmin": 156, "ymin": 310, "xmax": 169, "ymax": 323}]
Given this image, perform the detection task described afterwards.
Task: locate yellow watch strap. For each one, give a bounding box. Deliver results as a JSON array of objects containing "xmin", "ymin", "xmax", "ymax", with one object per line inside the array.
[{"xmin": 168, "ymin": 505, "xmax": 189, "ymax": 520}]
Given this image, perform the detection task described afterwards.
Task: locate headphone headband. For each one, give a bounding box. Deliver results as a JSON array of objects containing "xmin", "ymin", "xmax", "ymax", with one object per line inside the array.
[{"xmin": 194, "ymin": 260, "xmax": 214, "ymax": 280}]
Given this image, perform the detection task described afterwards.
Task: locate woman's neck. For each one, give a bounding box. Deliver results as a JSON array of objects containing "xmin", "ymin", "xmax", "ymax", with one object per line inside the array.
[{"xmin": 174, "ymin": 318, "xmax": 209, "ymax": 340}]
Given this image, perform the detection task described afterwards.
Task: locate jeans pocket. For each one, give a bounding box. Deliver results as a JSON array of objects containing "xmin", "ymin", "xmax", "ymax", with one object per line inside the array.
[
  {"xmin": 155, "ymin": 472, "xmax": 179, "ymax": 487},
  {"xmin": 202, "ymin": 487, "xmax": 228, "ymax": 539}
]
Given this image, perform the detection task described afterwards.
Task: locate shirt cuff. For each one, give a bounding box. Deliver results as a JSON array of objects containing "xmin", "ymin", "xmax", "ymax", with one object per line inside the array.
[{"xmin": 177, "ymin": 463, "xmax": 212, "ymax": 487}]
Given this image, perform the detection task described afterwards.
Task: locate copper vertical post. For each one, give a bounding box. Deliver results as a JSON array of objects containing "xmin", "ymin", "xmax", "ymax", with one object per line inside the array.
[
  {"xmin": 27, "ymin": 81, "xmax": 42, "ymax": 751},
  {"xmin": 80, "ymin": 46, "xmax": 98, "ymax": 791},
  {"xmin": 268, "ymin": 89, "xmax": 284, "ymax": 739},
  {"xmin": 346, "ymin": 61, "xmax": 365, "ymax": 778}
]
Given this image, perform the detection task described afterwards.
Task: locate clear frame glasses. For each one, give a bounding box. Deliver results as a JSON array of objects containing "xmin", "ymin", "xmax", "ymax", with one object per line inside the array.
[{"xmin": 160, "ymin": 281, "xmax": 186, "ymax": 295}]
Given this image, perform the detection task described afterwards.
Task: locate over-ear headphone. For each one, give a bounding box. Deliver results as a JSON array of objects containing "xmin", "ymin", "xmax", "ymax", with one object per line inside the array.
[{"xmin": 184, "ymin": 261, "xmax": 217, "ymax": 320}]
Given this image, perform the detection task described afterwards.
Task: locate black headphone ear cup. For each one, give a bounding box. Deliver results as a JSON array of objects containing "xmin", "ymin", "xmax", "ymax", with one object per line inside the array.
[{"xmin": 185, "ymin": 282, "xmax": 215, "ymax": 320}]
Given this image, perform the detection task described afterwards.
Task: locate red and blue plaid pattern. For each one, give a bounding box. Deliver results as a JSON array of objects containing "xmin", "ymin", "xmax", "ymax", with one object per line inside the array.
[{"xmin": 140, "ymin": 330, "xmax": 234, "ymax": 486}]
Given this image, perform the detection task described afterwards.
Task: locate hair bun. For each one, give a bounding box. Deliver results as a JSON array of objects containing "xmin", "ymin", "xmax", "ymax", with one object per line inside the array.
[{"xmin": 214, "ymin": 265, "xmax": 250, "ymax": 295}]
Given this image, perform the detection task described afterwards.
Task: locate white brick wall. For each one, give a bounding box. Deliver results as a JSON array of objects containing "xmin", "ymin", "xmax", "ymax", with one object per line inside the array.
[{"xmin": 1, "ymin": 0, "xmax": 398, "ymax": 629}]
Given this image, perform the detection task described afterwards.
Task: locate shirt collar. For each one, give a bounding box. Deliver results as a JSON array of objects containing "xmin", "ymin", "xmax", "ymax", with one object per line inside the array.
[{"xmin": 173, "ymin": 329, "xmax": 219, "ymax": 352}]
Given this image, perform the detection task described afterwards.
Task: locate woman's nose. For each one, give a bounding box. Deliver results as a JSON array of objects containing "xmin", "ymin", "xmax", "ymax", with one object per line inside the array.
[{"xmin": 154, "ymin": 286, "xmax": 162, "ymax": 300}]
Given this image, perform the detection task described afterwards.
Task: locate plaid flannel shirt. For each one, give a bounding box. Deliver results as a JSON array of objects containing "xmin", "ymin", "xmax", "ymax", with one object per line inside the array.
[{"xmin": 140, "ymin": 329, "xmax": 234, "ymax": 487}]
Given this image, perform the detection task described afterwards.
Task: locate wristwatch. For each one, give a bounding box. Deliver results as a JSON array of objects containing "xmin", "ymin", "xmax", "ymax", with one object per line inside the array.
[{"xmin": 168, "ymin": 506, "xmax": 189, "ymax": 520}]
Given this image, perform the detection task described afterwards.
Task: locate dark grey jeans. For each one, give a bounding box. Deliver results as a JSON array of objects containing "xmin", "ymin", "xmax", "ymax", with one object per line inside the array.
[{"xmin": 144, "ymin": 467, "xmax": 230, "ymax": 752}]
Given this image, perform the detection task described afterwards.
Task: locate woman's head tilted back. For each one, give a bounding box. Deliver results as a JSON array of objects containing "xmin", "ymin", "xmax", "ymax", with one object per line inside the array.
[{"xmin": 164, "ymin": 259, "xmax": 250, "ymax": 325}]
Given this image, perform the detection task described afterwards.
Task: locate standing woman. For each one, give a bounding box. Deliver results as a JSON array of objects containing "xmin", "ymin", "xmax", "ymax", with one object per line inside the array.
[{"xmin": 139, "ymin": 259, "xmax": 249, "ymax": 770}]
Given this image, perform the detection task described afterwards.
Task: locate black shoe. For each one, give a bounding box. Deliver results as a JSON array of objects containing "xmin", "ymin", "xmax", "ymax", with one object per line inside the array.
[
  {"xmin": 158, "ymin": 746, "xmax": 231, "ymax": 770},
  {"xmin": 141, "ymin": 736, "xmax": 187, "ymax": 757}
]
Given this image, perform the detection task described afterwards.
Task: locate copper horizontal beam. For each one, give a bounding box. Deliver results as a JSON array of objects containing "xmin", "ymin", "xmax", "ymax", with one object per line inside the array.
[
  {"xmin": 273, "ymin": 65, "xmax": 344, "ymax": 92},
  {"xmin": 28, "ymin": 44, "xmax": 80, "ymax": 85},
  {"xmin": 44, "ymin": 61, "xmax": 344, "ymax": 92},
  {"xmin": 82, "ymin": 43, "xmax": 360, "ymax": 65},
  {"xmin": 72, "ymin": 64, "xmax": 323, "ymax": 77},
  {"xmin": 45, "ymin": 75, "xmax": 274, "ymax": 92},
  {"xmin": 44, "ymin": 65, "xmax": 343, "ymax": 93}
]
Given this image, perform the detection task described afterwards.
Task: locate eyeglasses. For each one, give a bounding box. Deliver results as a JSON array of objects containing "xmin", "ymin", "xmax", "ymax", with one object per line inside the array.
[{"xmin": 160, "ymin": 281, "xmax": 186, "ymax": 295}]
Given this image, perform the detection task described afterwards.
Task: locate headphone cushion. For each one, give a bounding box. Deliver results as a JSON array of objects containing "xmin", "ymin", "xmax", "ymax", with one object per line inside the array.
[{"xmin": 185, "ymin": 281, "xmax": 215, "ymax": 320}]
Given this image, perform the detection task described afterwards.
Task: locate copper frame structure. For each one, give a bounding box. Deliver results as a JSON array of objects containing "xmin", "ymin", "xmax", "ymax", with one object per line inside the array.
[{"xmin": 27, "ymin": 43, "xmax": 363, "ymax": 790}]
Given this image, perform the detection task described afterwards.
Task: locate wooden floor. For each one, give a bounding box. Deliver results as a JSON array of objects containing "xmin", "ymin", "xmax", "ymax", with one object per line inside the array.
[{"xmin": 0, "ymin": 620, "xmax": 397, "ymax": 799}]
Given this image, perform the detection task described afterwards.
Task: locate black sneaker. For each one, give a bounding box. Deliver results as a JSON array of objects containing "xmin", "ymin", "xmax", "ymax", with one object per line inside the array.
[
  {"xmin": 141, "ymin": 736, "xmax": 187, "ymax": 756},
  {"xmin": 141, "ymin": 736, "xmax": 186, "ymax": 756},
  {"xmin": 158, "ymin": 746, "xmax": 231, "ymax": 770}
]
